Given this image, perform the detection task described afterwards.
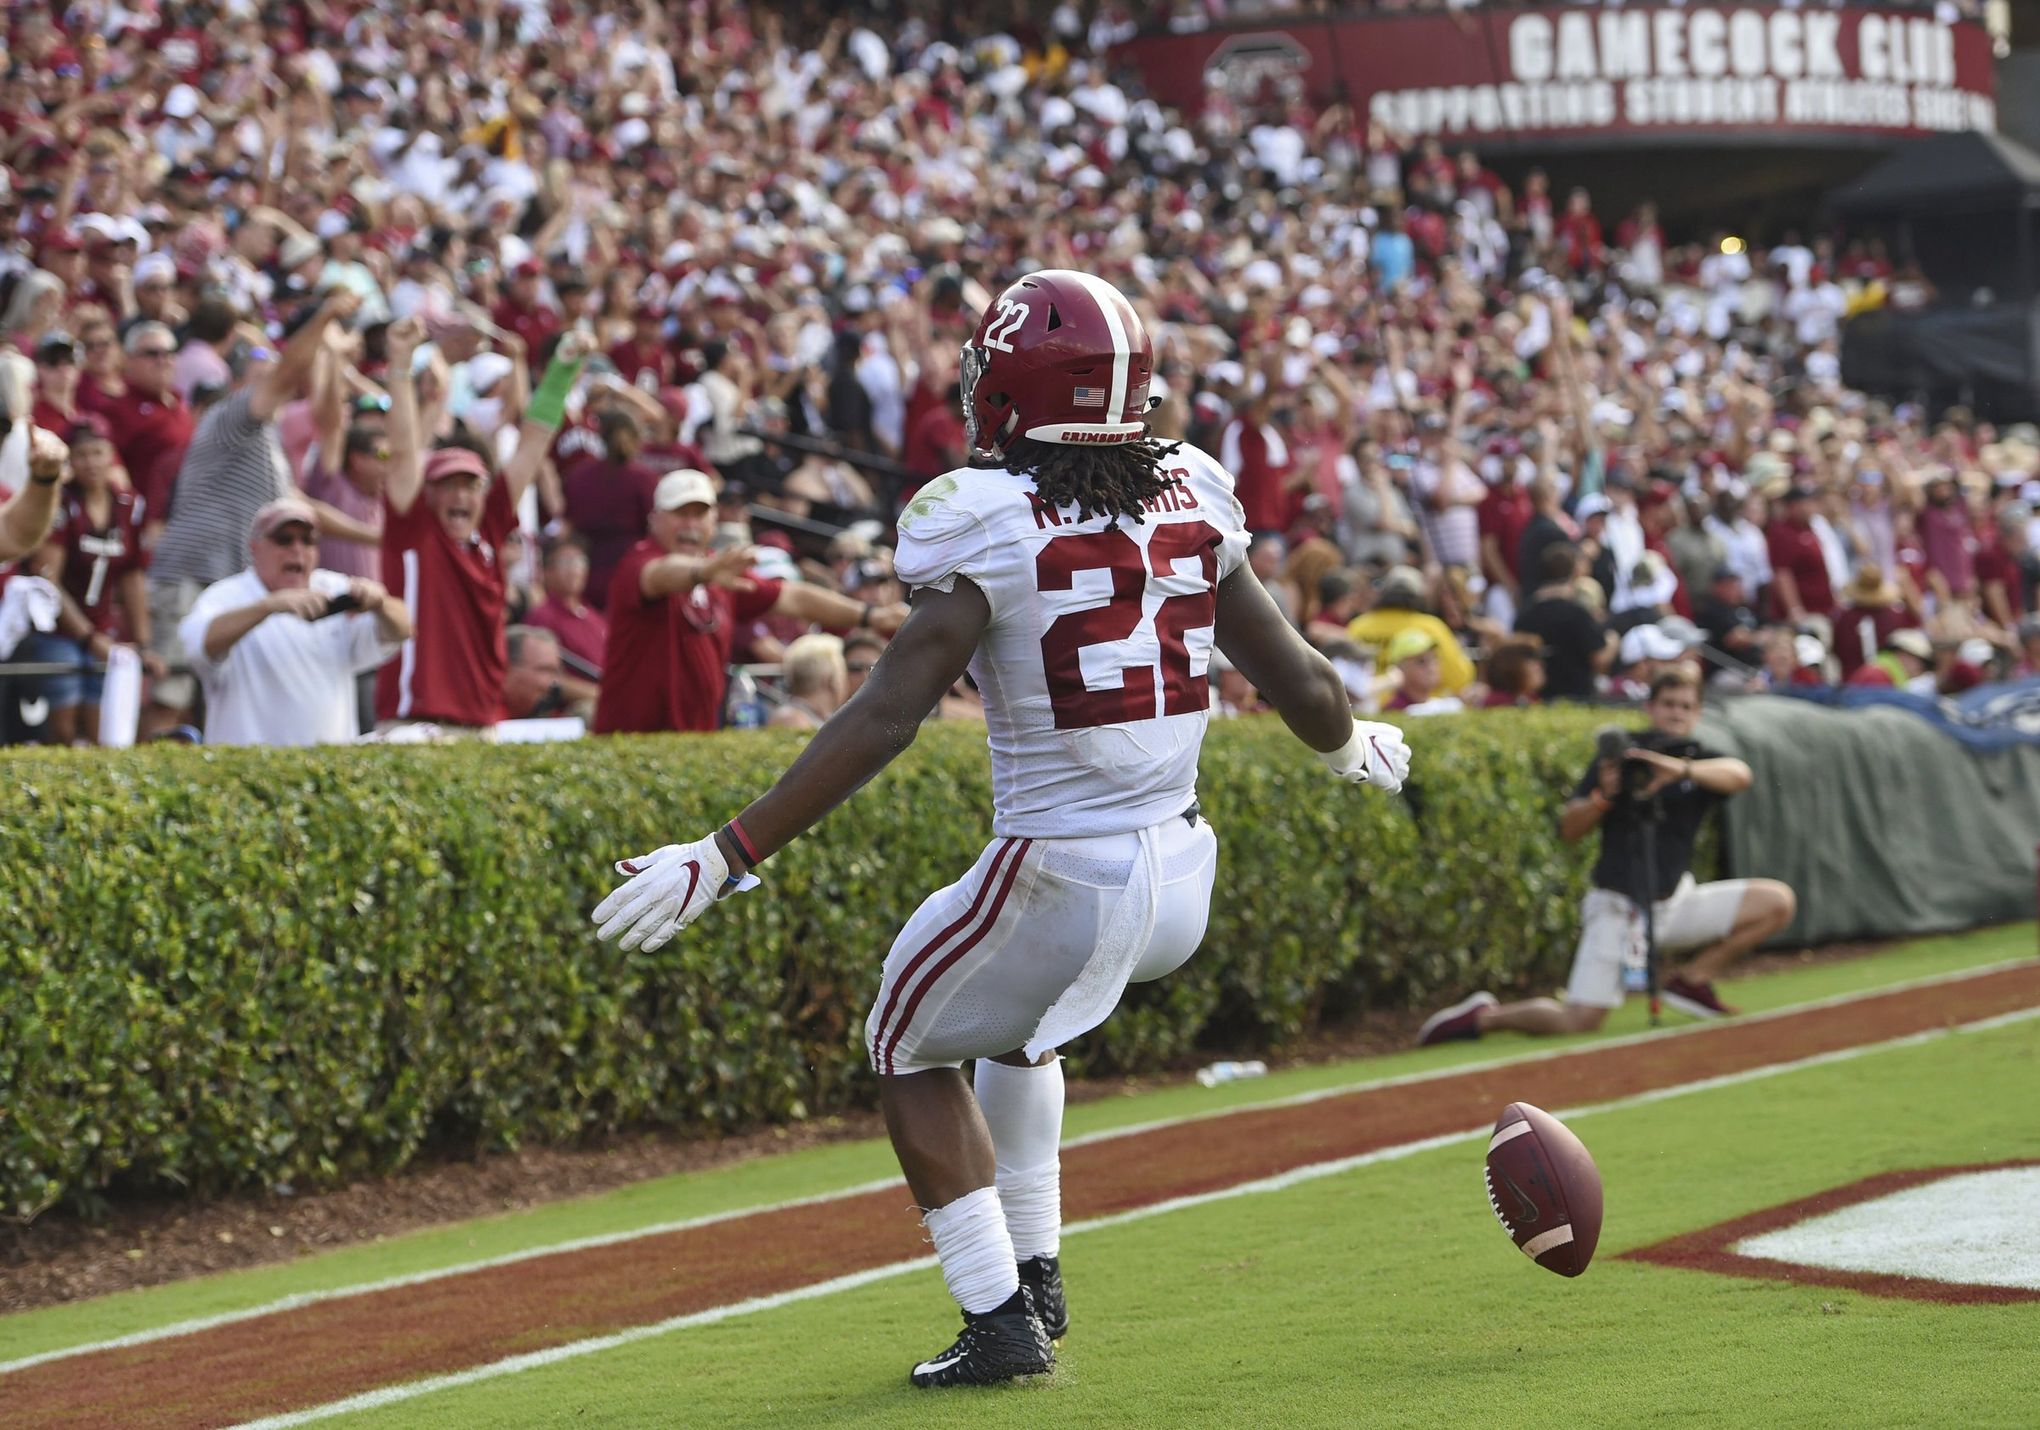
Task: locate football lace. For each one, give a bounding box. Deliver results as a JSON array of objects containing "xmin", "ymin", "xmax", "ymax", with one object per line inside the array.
[{"xmin": 1483, "ymin": 1165, "xmax": 1512, "ymax": 1234}]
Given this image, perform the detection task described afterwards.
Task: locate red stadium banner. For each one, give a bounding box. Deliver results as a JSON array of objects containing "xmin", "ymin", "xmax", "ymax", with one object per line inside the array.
[{"xmin": 1113, "ymin": 7, "xmax": 1997, "ymax": 146}]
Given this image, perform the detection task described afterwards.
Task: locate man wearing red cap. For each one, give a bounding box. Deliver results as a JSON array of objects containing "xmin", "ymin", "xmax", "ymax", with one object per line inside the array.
[
  {"xmin": 594, "ymin": 469, "xmax": 906, "ymax": 734},
  {"xmin": 375, "ymin": 318, "xmax": 587, "ymax": 733},
  {"xmin": 179, "ymin": 498, "xmax": 410, "ymax": 746}
]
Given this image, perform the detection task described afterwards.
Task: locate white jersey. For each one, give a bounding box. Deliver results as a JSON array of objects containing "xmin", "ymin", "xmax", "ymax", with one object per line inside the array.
[{"xmin": 895, "ymin": 442, "xmax": 1251, "ymax": 838}]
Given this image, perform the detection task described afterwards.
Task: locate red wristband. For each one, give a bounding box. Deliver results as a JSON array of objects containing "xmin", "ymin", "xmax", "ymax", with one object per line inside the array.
[{"xmin": 724, "ymin": 818, "xmax": 762, "ymax": 871}]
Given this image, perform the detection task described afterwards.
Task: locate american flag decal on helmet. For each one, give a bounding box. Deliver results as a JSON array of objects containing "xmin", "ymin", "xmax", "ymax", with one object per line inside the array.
[{"xmin": 1071, "ymin": 385, "xmax": 1106, "ymax": 408}]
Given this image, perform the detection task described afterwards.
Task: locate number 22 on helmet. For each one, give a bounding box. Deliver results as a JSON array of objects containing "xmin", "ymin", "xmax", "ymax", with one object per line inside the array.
[{"xmin": 960, "ymin": 269, "xmax": 1157, "ymax": 462}]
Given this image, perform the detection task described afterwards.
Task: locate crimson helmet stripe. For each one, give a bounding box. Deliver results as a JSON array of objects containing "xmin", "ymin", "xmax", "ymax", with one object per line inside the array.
[{"xmin": 1062, "ymin": 270, "xmax": 1133, "ymax": 418}]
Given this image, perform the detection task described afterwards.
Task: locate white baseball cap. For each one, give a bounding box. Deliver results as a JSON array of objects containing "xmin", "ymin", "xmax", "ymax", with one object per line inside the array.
[{"xmin": 653, "ymin": 469, "xmax": 718, "ymax": 511}]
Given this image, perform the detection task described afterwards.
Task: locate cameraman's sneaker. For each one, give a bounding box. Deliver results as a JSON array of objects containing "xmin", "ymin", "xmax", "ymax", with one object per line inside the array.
[
  {"xmin": 1018, "ymin": 1255, "xmax": 1067, "ymax": 1340},
  {"xmin": 1417, "ymin": 991, "xmax": 1497, "ymax": 1047},
  {"xmin": 909, "ymin": 1286, "xmax": 1054, "ymax": 1388},
  {"xmin": 1662, "ymin": 976, "xmax": 1737, "ymax": 1019}
]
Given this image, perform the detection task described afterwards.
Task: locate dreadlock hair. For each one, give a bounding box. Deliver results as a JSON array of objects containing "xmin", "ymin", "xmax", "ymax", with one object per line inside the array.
[{"xmin": 1003, "ymin": 433, "xmax": 1184, "ymax": 527}]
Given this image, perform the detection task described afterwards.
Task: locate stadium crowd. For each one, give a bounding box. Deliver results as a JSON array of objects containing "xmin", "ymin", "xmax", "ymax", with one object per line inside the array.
[{"xmin": 0, "ymin": 0, "xmax": 2036, "ymax": 746}]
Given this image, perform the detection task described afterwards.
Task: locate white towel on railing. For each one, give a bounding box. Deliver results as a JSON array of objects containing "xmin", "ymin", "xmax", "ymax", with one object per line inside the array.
[
  {"xmin": 0, "ymin": 574, "xmax": 60, "ymax": 661},
  {"xmin": 98, "ymin": 643, "xmax": 140, "ymax": 747}
]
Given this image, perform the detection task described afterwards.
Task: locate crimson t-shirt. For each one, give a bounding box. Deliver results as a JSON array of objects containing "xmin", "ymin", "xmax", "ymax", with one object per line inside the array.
[
  {"xmin": 525, "ymin": 596, "xmax": 608, "ymax": 674},
  {"xmin": 560, "ymin": 456, "xmax": 661, "ymax": 611},
  {"xmin": 1765, "ymin": 518, "xmax": 1834, "ymax": 618},
  {"xmin": 593, "ymin": 538, "xmax": 781, "ymax": 733},
  {"xmin": 1477, "ymin": 483, "xmax": 1533, "ymax": 583},
  {"xmin": 1831, "ymin": 603, "xmax": 1911, "ymax": 677},
  {"xmin": 376, "ymin": 478, "xmax": 516, "ymax": 727},
  {"xmin": 51, "ymin": 487, "xmax": 149, "ymax": 632},
  {"xmin": 81, "ymin": 384, "xmax": 194, "ymax": 492}
]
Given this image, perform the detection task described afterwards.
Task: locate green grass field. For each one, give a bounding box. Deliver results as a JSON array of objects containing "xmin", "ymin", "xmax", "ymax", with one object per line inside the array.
[{"xmin": 4, "ymin": 925, "xmax": 2036, "ymax": 1428}]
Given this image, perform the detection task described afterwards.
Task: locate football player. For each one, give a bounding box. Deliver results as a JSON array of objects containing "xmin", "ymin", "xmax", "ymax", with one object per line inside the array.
[{"xmin": 594, "ymin": 270, "xmax": 1411, "ymax": 1387}]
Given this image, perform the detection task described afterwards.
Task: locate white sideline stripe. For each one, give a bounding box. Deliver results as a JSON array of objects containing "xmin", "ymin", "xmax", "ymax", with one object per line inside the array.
[
  {"xmin": 0, "ymin": 1176, "xmax": 907, "ymax": 1378},
  {"xmin": 4, "ymin": 954, "xmax": 2031, "ymax": 1379},
  {"xmin": 1063, "ymin": 954, "xmax": 2040, "ymax": 1150},
  {"xmin": 228, "ymin": 1004, "xmax": 2040, "ymax": 1430}
]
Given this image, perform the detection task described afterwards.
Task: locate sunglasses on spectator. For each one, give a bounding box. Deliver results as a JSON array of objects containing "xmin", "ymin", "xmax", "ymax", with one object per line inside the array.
[
  {"xmin": 354, "ymin": 394, "xmax": 393, "ymax": 413},
  {"xmin": 847, "ymin": 662, "xmax": 876, "ymax": 675},
  {"xmin": 266, "ymin": 530, "xmax": 318, "ymax": 548},
  {"xmin": 134, "ymin": 346, "xmax": 175, "ymax": 359},
  {"xmin": 83, "ymin": 336, "xmax": 113, "ymax": 350}
]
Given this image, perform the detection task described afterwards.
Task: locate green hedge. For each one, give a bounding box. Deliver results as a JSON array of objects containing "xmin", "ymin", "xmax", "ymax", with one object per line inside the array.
[{"xmin": 0, "ymin": 709, "xmax": 1621, "ymax": 1218}]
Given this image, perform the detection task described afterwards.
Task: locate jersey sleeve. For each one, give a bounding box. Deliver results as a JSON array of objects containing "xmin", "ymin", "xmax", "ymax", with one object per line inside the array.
[
  {"xmin": 1173, "ymin": 443, "xmax": 1251, "ymax": 579},
  {"xmin": 894, "ymin": 473, "xmax": 998, "ymax": 597}
]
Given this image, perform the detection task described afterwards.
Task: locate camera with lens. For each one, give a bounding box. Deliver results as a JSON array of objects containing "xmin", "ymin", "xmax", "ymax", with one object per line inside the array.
[{"xmin": 1595, "ymin": 726, "xmax": 1659, "ymax": 801}]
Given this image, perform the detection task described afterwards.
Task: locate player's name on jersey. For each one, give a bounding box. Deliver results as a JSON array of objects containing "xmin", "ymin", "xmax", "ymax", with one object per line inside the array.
[{"xmin": 1028, "ymin": 471, "xmax": 1198, "ymax": 529}]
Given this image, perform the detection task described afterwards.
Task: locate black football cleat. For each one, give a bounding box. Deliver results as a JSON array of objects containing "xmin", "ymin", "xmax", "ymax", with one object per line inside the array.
[
  {"xmin": 1018, "ymin": 1255, "xmax": 1068, "ymax": 1340},
  {"xmin": 909, "ymin": 1286, "xmax": 1055, "ymax": 1388}
]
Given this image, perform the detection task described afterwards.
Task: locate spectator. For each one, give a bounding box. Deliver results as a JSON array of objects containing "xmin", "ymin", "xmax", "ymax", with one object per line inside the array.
[
  {"xmin": 1852, "ymin": 627, "xmax": 1938, "ymax": 692},
  {"xmin": 1248, "ymin": 536, "xmax": 1299, "ymax": 626},
  {"xmin": 171, "ymin": 297, "xmax": 237, "ymax": 402},
  {"xmin": 768, "ymin": 633, "xmax": 849, "ymax": 731},
  {"xmin": 1831, "ymin": 566, "xmax": 1915, "ymax": 679},
  {"xmin": 144, "ymin": 289, "xmax": 376, "ymax": 735},
  {"xmin": 1765, "ymin": 485, "xmax": 1836, "ymax": 623},
  {"xmin": 560, "ymin": 408, "xmax": 660, "ymax": 611},
  {"xmin": 1381, "ymin": 628, "xmax": 1464, "ymax": 715},
  {"xmin": 1410, "ymin": 410, "xmax": 1484, "ymax": 576},
  {"xmin": 17, "ymin": 417, "xmax": 155, "ymax": 743},
  {"xmin": 1339, "ymin": 441, "xmax": 1420, "ymax": 568},
  {"xmin": 30, "ymin": 333, "xmax": 84, "ymax": 434},
  {"xmin": 1220, "ymin": 396, "xmax": 1296, "ymax": 539},
  {"xmin": 592, "ymin": 469, "xmax": 904, "ymax": 735},
  {"xmin": 178, "ymin": 499, "xmax": 409, "ymax": 746},
  {"xmin": 300, "ymin": 425, "xmax": 390, "ymax": 582},
  {"xmin": 1516, "ymin": 474, "xmax": 1574, "ymax": 588},
  {"xmin": 842, "ymin": 631, "xmax": 886, "ymax": 699},
  {"xmin": 503, "ymin": 625, "xmax": 598, "ymax": 721},
  {"xmin": 375, "ymin": 319, "xmax": 582, "ymax": 736},
  {"xmin": 1516, "ymin": 543, "xmax": 1615, "ymax": 702},
  {"xmin": 1483, "ymin": 637, "xmax": 1546, "ymax": 708},
  {"xmin": 1692, "ymin": 566, "xmax": 1764, "ymax": 669},
  {"xmin": 80, "ymin": 321, "xmax": 193, "ymax": 496},
  {"xmin": 1347, "ymin": 565, "xmax": 1476, "ymax": 694},
  {"xmin": 1209, "ymin": 648, "xmax": 1264, "ymax": 717},
  {"xmin": 525, "ymin": 538, "xmax": 608, "ymax": 679},
  {"xmin": 697, "ymin": 340, "xmax": 770, "ymax": 487},
  {"xmin": 1307, "ymin": 569, "xmax": 1366, "ymax": 646}
]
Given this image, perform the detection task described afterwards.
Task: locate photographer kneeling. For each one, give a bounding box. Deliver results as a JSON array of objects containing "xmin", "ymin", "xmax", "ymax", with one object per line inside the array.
[{"xmin": 1418, "ymin": 667, "xmax": 1795, "ymax": 1044}]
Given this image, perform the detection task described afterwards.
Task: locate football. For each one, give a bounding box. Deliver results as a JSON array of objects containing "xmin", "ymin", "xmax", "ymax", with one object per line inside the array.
[{"xmin": 1484, "ymin": 1102, "xmax": 1604, "ymax": 1277}]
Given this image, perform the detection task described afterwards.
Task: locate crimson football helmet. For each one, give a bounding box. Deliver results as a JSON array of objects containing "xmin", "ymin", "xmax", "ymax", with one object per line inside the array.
[{"xmin": 960, "ymin": 269, "xmax": 1154, "ymax": 461}]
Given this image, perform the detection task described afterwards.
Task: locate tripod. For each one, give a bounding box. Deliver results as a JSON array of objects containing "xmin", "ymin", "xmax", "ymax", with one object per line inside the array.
[{"xmin": 1632, "ymin": 791, "xmax": 1665, "ymax": 1028}]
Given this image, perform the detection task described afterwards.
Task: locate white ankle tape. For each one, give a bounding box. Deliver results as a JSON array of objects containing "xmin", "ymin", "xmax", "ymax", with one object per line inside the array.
[{"xmin": 923, "ymin": 1185, "xmax": 1020, "ymax": 1315}]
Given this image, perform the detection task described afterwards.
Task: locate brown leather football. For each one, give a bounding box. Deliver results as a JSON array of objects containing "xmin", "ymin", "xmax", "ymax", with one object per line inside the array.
[{"xmin": 1484, "ymin": 1102, "xmax": 1603, "ymax": 1277}]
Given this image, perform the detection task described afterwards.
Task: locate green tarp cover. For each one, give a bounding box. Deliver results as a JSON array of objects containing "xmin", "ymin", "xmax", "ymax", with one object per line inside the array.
[{"xmin": 1697, "ymin": 696, "xmax": 2040, "ymax": 945}]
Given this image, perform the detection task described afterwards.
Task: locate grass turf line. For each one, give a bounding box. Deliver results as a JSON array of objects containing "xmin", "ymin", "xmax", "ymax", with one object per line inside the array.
[
  {"xmin": 0, "ymin": 923, "xmax": 2029, "ymax": 1365},
  {"xmin": 324, "ymin": 1016, "xmax": 2040, "ymax": 1430}
]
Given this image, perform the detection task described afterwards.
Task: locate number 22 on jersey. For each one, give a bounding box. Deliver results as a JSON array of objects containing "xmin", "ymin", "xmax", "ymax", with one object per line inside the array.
[{"xmin": 1035, "ymin": 520, "xmax": 1220, "ymax": 730}]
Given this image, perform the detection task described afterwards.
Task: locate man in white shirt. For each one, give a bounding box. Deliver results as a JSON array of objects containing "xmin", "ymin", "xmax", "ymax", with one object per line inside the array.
[{"xmin": 179, "ymin": 498, "xmax": 411, "ymax": 746}]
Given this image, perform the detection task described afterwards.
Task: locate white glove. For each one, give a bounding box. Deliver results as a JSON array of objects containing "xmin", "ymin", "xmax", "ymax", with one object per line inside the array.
[
  {"xmin": 591, "ymin": 833, "xmax": 760, "ymax": 952},
  {"xmin": 1319, "ymin": 719, "xmax": 1412, "ymax": 794}
]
